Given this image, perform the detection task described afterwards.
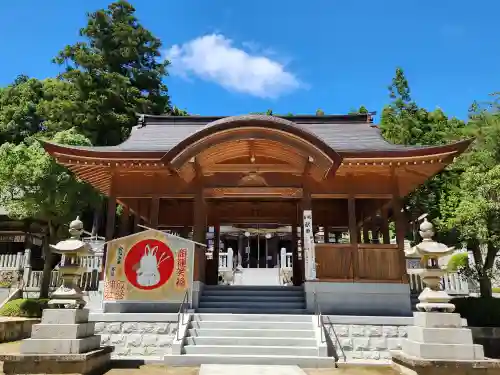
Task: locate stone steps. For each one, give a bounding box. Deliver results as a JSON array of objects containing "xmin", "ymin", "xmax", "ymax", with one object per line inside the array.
[
  {"xmin": 197, "ymin": 285, "xmax": 307, "ymax": 314},
  {"xmin": 190, "ymin": 320, "xmax": 312, "ymax": 330},
  {"xmin": 194, "ymin": 313, "xmax": 311, "ymax": 322},
  {"xmin": 186, "ymin": 336, "xmax": 316, "ymax": 347},
  {"xmin": 184, "ymin": 344, "xmax": 318, "ymax": 356},
  {"xmin": 196, "ymin": 308, "xmax": 308, "ymax": 314},
  {"xmin": 164, "ymin": 312, "xmax": 336, "ymax": 366},
  {"xmin": 188, "ymin": 328, "xmax": 315, "ymax": 338},
  {"xmin": 164, "ymin": 354, "xmax": 337, "ymax": 367}
]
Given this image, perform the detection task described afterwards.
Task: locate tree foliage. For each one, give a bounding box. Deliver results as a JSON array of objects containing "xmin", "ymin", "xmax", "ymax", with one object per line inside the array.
[
  {"xmin": 53, "ymin": 0, "xmax": 172, "ymax": 146},
  {"xmin": 0, "ymin": 129, "xmax": 99, "ymax": 297}
]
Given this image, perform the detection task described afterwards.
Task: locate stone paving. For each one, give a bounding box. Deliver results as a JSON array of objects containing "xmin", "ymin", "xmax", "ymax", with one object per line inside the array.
[{"xmin": 0, "ymin": 341, "xmax": 399, "ymax": 375}]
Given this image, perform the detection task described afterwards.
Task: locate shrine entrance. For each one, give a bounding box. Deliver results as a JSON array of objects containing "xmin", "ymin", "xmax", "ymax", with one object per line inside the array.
[{"xmin": 216, "ymin": 223, "xmax": 296, "ymax": 286}]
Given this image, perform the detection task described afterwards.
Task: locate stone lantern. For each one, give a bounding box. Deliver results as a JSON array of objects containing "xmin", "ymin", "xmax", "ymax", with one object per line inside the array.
[
  {"xmin": 48, "ymin": 217, "xmax": 93, "ymax": 309},
  {"xmin": 405, "ymin": 214, "xmax": 455, "ymax": 312}
]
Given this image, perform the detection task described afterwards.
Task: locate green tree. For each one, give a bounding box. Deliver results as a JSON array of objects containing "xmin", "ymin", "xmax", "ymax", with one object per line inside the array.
[
  {"xmin": 441, "ymin": 165, "xmax": 500, "ymax": 297},
  {"xmin": 0, "ymin": 129, "xmax": 99, "ymax": 298},
  {"xmin": 53, "ymin": 0, "xmax": 171, "ymax": 146},
  {"xmin": 379, "ymin": 67, "xmax": 467, "ymax": 244},
  {"xmin": 439, "ymin": 99, "xmax": 500, "ymax": 297},
  {"xmin": 348, "ymin": 106, "xmax": 369, "ymax": 115},
  {"xmin": 0, "ymin": 77, "xmax": 45, "ymax": 144}
]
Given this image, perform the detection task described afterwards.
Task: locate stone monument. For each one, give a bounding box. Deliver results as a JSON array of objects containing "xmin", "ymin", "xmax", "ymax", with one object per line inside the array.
[
  {"xmin": 391, "ymin": 215, "xmax": 500, "ymax": 375},
  {"xmin": 0, "ymin": 217, "xmax": 113, "ymax": 375}
]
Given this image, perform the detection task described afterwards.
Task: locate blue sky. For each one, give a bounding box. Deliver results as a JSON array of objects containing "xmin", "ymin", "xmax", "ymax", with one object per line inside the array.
[{"xmin": 0, "ymin": 0, "xmax": 498, "ymax": 120}]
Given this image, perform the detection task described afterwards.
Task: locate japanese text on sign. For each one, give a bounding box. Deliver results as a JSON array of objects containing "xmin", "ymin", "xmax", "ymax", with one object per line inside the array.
[
  {"xmin": 117, "ymin": 246, "xmax": 124, "ymax": 265},
  {"xmin": 175, "ymin": 248, "xmax": 187, "ymax": 288},
  {"xmin": 303, "ymin": 210, "xmax": 317, "ymax": 280},
  {"xmin": 103, "ymin": 280, "xmax": 125, "ymax": 301}
]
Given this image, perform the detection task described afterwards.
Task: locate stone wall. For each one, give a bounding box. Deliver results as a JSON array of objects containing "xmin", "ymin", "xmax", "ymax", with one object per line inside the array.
[
  {"xmin": 322, "ymin": 316, "xmax": 412, "ymax": 362},
  {"xmin": 91, "ymin": 313, "xmax": 177, "ymax": 359},
  {"xmin": 0, "ymin": 317, "xmax": 39, "ymax": 343},
  {"xmin": 324, "ymin": 323, "xmax": 408, "ymax": 361}
]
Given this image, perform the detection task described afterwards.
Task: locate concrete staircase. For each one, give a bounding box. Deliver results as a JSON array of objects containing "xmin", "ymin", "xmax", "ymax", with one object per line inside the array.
[
  {"xmin": 164, "ymin": 313, "xmax": 336, "ymax": 366},
  {"xmin": 197, "ymin": 285, "xmax": 307, "ymax": 314}
]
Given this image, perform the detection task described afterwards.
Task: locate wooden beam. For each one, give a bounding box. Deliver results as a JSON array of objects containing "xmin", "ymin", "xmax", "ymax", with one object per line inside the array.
[{"xmin": 203, "ymin": 164, "xmax": 301, "ymax": 174}]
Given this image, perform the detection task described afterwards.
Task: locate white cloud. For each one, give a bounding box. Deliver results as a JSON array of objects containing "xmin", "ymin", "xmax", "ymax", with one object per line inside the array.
[{"xmin": 165, "ymin": 34, "xmax": 302, "ymax": 99}]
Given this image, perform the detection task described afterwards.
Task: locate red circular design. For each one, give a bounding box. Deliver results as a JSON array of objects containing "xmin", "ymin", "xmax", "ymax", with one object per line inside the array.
[{"xmin": 124, "ymin": 239, "xmax": 175, "ymax": 290}]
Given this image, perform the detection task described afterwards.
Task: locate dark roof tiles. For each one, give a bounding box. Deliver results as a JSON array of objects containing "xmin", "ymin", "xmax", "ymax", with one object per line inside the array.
[{"xmin": 73, "ymin": 114, "xmax": 425, "ymax": 153}]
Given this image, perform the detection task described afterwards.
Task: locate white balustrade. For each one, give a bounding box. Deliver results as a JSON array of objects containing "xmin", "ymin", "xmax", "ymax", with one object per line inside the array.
[
  {"xmin": 408, "ymin": 269, "xmax": 469, "ymax": 296},
  {"xmin": 0, "ymin": 251, "xmax": 26, "ymax": 270},
  {"xmin": 218, "ymin": 248, "xmax": 234, "ymax": 270},
  {"xmin": 280, "ymin": 248, "xmax": 293, "ymax": 269}
]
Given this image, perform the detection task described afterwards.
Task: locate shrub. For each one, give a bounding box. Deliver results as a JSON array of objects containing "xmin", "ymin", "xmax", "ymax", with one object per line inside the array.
[
  {"xmin": 447, "ymin": 252, "xmax": 469, "ymax": 272},
  {"xmin": 0, "ymin": 298, "xmax": 49, "ymax": 318},
  {"xmin": 452, "ymin": 297, "xmax": 500, "ymax": 327}
]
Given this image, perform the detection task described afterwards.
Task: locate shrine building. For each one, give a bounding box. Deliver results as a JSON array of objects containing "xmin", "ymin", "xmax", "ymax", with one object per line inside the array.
[{"xmin": 43, "ymin": 114, "xmax": 471, "ymax": 316}]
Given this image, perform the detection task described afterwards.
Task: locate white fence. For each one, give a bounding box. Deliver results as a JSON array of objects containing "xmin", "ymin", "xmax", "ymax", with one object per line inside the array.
[{"xmin": 0, "ymin": 249, "xmax": 103, "ymax": 293}]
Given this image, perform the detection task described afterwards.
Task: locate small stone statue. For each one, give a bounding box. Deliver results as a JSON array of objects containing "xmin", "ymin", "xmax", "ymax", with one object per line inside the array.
[{"xmin": 48, "ymin": 217, "xmax": 94, "ymax": 309}]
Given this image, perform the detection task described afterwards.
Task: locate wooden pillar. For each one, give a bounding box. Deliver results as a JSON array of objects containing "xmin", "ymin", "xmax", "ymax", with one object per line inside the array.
[
  {"xmin": 149, "ymin": 197, "xmax": 160, "ymax": 229},
  {"xmin": 392, "ymin": 169, "xmax": 408, "ymax": 283},
  {"xmin": 192, "ymin": 161, "xmax": 210, "ymax": 283},
  {"xmin": 381, "ymin": 206, "xmax": 390, "ymax": 244},
  {"xmin": 101, "ymin": 195, "xmax": 117, "ymax": 280},
  {"xmin": 324, "ymin": 226, "xmax": 330, "ymax": 243},
  {"xmin": 105, "ymin": 196, "xmax": 117, "ymax": 242},
  {"xmin": 119, "ymin": 205, "xmax": 130, "ymax": 237},
  {"xmin": 348, "ymin": 195, "xmax": 359, "ymax": 280}
]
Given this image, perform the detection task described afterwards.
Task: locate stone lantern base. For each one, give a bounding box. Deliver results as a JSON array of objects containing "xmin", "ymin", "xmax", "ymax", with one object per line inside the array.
[
  {"xmin": 391, "ymin": 312, "xmax": 500, "ymax": 375},
  {"xmin": 0, "ymin": 308, "xmax": 113, "ymax": 375}
]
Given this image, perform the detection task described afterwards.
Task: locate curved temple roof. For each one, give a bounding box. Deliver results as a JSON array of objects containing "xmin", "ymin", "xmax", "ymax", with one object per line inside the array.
[{"xmin": 43, "ymin": 114, "xmax": 472, "ymax": 159}]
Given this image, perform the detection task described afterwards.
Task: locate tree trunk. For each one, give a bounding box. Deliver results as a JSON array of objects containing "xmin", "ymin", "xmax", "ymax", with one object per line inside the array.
[
  {"xmin": 479, "ymin": 275, "xmax": 493, "ymax": 298},
  {"xmin": 38, "ymin": 223, "xmax": 55, "ymax": 299}
]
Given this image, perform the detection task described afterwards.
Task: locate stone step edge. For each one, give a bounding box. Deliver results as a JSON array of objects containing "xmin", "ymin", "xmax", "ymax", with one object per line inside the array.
[
  {"xmin": 182, "ymin": 344, "xmax": 318, "ymax": 350},
  {"xmin": 194, "ymin": 313, "xmax": 311, "ymax": 318},
  {"xmin": 192, "ymin": 320, "xmax": 312, "ymax": 325},
  {"xmin": 185, "ymin": 336, "xmax": 317, "ymax": 341},
  {"xmin": 189, "ymin": 328, "xmax": 314, "ymax": 332},
  {"xmin": 163, "ymin": 354, "xmax": 338, "ymax": 368}
]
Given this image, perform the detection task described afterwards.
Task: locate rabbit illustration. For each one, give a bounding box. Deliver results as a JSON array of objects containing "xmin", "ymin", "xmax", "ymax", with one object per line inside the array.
[{"xmin": 136, "ymin": 244, "xmax": 170, "ymax": 287}]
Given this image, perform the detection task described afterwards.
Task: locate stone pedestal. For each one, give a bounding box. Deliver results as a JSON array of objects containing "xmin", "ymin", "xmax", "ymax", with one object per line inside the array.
[
  {"xmin": 0, "ymin": 309, "xmax": 113, "ymax": 375},
  {"xmin": 391, "ymin": 312, "xmax": 500, "ymax": 375}
]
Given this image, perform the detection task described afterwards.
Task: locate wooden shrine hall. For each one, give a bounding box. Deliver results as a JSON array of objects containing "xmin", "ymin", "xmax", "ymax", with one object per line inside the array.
[{"xmin": 43, "ymin": 114, "xmax": 471, "ymax": 315}]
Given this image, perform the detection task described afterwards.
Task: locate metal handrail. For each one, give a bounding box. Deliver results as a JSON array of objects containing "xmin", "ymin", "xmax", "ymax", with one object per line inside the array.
[
  {"xmin": 176, "ymin": 289, "xmax": 190, "ymax": 341},
  {"xmin": 313, "ymin": 292, "xmax": 324, "ymax": 343},
  {"xmin": 326, "ymin": 315, "xmax": 346, "ymax": 362},
  {"xmin": 313, "ymin": 292, "xmax": 346, "ymax": 363}
]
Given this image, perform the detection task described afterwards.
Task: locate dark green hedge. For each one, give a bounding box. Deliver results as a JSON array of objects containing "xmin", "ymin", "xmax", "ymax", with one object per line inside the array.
[
  {"xmin": 452, "ymin": 297, "xmax": 500, "ymax": 327},
  {"xmin": 0, "ymin": 298, "xmax": 49, "ymax": 318}
]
